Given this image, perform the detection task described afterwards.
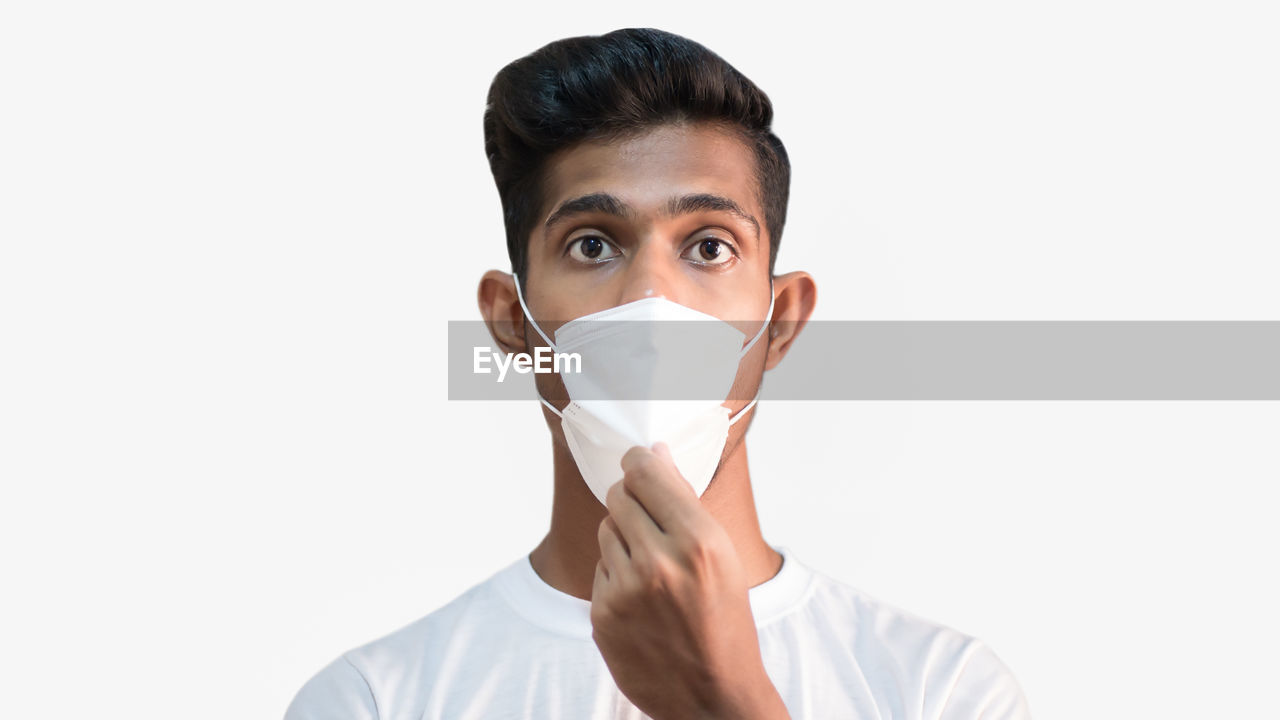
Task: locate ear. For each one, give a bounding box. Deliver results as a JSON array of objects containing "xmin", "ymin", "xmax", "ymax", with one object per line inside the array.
[
  {"xmin": 477, "ymin": 270, "xmax": 529, "ymax": 356},
  {"xmin": 764, "ymin": 270, "xmax": 817, "ymax": 371}
]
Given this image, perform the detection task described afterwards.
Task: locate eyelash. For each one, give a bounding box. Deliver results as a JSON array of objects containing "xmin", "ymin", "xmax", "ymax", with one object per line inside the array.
[
  {"xmin": 563, "ymin": 233, "xmax": 740, "ymax": 264},
  {"xmin": 565, "ymin": 235, "xmax": 618, "ymax": 263},
  {"xmin": 691, "ymin": 236, "xmax": 740, "ymax": 261}
]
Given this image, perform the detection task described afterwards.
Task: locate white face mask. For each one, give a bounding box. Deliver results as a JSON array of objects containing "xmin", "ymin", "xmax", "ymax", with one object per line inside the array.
[{"xmin": 514, "ymin": 278, "xmax": 774, "ymax": 506}]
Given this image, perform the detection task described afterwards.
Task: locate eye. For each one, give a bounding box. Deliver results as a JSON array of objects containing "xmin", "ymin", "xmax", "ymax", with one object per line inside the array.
[
  {"xmin": 683, "ymin": 237, "xmax": 736, "ymax": 266},
  {"xmin": 566, "ymin": 234, "xmax": 620, "ymax": 263}
]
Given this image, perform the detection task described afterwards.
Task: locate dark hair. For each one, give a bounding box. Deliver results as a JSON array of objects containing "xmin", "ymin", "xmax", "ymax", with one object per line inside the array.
[{"xmin": 483, "ymin": 28, "xmax": 790, "ymax": 284}]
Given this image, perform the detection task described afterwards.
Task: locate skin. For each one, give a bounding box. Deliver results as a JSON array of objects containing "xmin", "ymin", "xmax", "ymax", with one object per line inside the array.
[{"xmin": 478, "ymin": 121, "xmax": 817, "ymax": 720}]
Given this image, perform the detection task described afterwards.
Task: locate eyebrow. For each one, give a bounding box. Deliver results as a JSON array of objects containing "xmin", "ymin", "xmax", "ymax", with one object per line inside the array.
[{"xmin": 543, "ymin": 191, "xmax": 761, "ymax": 241}]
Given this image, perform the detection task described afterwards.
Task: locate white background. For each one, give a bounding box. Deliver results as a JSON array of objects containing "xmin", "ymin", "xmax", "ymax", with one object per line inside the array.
[{"xmin": 2, "ymin": 2, "xmax": 1277, "ymax": 719}]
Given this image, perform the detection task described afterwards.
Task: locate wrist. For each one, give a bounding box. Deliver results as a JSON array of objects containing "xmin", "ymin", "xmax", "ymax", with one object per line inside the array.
[
  {"xmin": 703, "ymin": 671, "xmax": 790, "ymax": 720},
  {"xmin": 743, "ymin": 681, "xmax": 790, "ymax": 720}
]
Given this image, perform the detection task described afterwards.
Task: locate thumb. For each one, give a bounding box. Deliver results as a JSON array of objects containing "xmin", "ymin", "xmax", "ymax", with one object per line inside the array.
[
  {"xmin": 651, "ymin": 441, "xmax": 675, "ymax": 465},
  {"xmin": 650, "ymin": 441, "xmax": 695, "ymax": 494}
]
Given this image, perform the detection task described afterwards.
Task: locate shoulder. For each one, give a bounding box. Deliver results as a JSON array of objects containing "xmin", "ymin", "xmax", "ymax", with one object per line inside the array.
[
  {"xmin": 938, "ymin": 638, "xmax": 1033, "ymax": 720},
  {"xmin": 283, "ymin": 569, "xmax": 509, "ymax": 720},
  {"xmin": 801, "ymin": 568, "xmax": 1032, "ymax": 719},
  {"xmin": 283, "ymin": 653, "xmax": 377, "ymax": 720}
]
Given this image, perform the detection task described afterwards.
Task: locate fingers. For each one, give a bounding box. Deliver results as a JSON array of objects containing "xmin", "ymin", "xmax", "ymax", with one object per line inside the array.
[
  {"xmin": 591, "ymin": 557, "xmax": 610, "ymax": 602},
  {"xmin": 597, "ymin": 514, "xmax": 631, "ymax": 577},
  {"xmin": 605, "ymin": 476, "xmax": 664, "ymax": 549},
  {"xmin": 619, "ymin": 443, "xmax": 705, "ymax": 541},
  {"xmin": 652, "ymin": 441, "xmax": 676, "ymax": 465}
]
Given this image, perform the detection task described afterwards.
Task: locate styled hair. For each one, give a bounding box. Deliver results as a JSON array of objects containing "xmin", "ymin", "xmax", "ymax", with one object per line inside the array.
[{"xmin": 483, "ymin": 28, "xmax": 790, "ymax": 283}]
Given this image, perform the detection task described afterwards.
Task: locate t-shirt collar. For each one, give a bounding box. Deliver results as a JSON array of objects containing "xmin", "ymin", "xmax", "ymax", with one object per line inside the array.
[{"xmin": 494, "ymin": 544, "xmax": 814, "ymax": 640}]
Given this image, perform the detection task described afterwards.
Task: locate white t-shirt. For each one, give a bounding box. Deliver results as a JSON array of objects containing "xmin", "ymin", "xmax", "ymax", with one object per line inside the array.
[{"xmin": 285, "ymin": 545, "xmax": 1031, "ymax": 719}]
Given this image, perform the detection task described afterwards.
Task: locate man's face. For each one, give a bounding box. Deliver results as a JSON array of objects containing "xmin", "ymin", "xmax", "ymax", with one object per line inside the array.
[
  {"xmin": 519, "ymin": 121, "xmax": 774, "ymax": 412},
  {"xmin": 477, "ymin": 118, "xmax": 815, "ymax": 483},
  {"xmin": 521, "ymin": 121, "xmax": 774, "ymax": 411}
]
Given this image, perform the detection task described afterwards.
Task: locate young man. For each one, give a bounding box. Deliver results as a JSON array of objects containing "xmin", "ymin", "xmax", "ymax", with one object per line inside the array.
[{"xmin": 286, "ymin": 28, "xmax": 1031, "ymax": 720}]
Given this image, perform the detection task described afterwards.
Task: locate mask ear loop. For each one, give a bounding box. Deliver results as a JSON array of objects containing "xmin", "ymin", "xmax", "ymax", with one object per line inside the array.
[
  {"xmin": 738, "ymin": 279, "xmax": 776, "ymax": 359},
  {"xmin": 728, "ymin": 396, "xmax": 758, "ymax": 425},
  {"xmin": 513, "ymin": 275, "xmax": 557, "ymax": 351},
  {"xmin": 538, "ymin": 396, "xmax": 563, "ymax": 418},
  {"xmin": 514, "ymin": 276, "xmax": 566, "ymax": 414},
  {"xmin": 728, "ymin": 279, "xmax": 775, "ymax": 425}
]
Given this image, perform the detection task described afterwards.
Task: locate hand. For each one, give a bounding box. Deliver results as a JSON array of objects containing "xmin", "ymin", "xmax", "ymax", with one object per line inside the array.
[{"xmin": 590, "ymin": 443, "xmax": 791, "ymax": 720}]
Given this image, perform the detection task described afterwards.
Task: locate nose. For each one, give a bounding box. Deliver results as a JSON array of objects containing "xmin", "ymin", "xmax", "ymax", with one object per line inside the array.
[{"xmin": 614, "ymin": 239, "xmax": 681, "ymax": 306}]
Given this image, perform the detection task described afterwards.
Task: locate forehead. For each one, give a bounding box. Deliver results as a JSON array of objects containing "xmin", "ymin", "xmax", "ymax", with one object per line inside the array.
[{"xmin": 537, "ymin": 122, "xmax": 761, "ymax": 221}]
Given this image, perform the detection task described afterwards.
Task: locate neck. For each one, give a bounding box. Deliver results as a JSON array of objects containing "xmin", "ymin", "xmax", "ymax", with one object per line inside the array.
[{"xmin": 529, "ymin": 436, "xmax": 782, "ymax": 602}]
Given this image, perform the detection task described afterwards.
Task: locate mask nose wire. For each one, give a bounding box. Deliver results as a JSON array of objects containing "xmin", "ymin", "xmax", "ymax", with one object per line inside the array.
[{"xmin": 513, "ymin": 275, "xmax": 557, "ymax": 351}]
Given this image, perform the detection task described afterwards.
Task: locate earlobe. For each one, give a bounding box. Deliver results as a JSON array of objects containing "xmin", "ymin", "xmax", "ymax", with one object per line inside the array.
[
  {"xmin": 763, "ymin": 271, "xmax": 817, "ymax": 371},
  {"xmin": 477, "ymin": 270, "xmax": 529, "ymax": 355}
]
